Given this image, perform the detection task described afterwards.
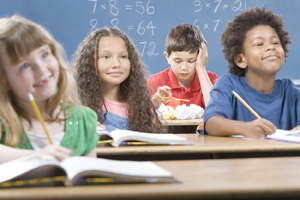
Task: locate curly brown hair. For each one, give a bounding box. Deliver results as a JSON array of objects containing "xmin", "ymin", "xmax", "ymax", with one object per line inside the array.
[
  {"xmin": 73, "ymin": 27, "xmax": 166, "ymax": 133},
  {"xmin": 221, "ymin": 7, "xmax": 291, "ymax": 76}
]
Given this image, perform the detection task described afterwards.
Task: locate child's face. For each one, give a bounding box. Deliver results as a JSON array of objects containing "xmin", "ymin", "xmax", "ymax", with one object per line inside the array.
[
  {"xmin": 164, "ymin": 51, "xmax": 197, "ymax": 84},
  {"xmin": 3, "ymin": 45, "xmax": 60, "ymax": 103},
  {"xmin": 97, "ymin": 36, "xmax": 130, "ymax": 89},
  {"xmin": 238, "ymin": 25, "xmax": 284, "ymax": 77}
]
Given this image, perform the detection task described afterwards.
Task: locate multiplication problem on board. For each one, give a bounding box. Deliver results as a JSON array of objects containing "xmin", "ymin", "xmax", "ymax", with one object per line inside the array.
[
  {"xmin": 88, "ymin": 0, "xmax": 158, "ymax": 57},
  {"xmin": 193, "ymin": 0, "xmax": 247, "ymax": 32}
]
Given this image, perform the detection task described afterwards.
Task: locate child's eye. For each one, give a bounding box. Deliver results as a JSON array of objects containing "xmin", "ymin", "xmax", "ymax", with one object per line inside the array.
[
  {"xmin": 20, "ymin": 63, "xmax": 30, "ymax": 70},
  {"xmin": 121, "ymin": 55, "xmax": 127, "ymax": 59},
  {"xmin": 255, "ymin": 43, "xmax": 263, "ymax": 46},
  {"xmin": 42, "ymin": 52, "xmax": 49, "ymax": 58},
  {"xmin": 102, "ymin": 55, "xmax": 109, "ymax": 59},
  {"xmin": 174, "ymin": 60, "xmax": 181, "ymax": 63},
  {"xmin": 188, "ymin": 60, "xmax": 196, "ymax": 63}
]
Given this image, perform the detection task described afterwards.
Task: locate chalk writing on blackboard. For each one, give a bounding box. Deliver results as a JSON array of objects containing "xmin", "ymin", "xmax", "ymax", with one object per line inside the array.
[
  {"xmin": 87, "ymin": 0, "xmax": 247, "ymax": 57},
  {"xmin": 193, "ymin": 0, "xmax": 247, "ymax": 32},
  {"xmin": 88, "ymin": 0, "xmax": 159, "ymax": 57}
]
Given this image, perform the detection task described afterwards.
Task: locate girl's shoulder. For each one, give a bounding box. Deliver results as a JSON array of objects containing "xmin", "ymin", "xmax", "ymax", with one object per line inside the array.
[{"xmin": 65, "ymin": 104, "xmax": 97, "ymax": 120}]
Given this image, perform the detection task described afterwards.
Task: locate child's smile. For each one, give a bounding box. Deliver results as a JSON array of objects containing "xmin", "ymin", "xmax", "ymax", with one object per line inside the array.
[
  {"xmin": 107, "ymin": 71, "xmax": 124, "ymax": 77},
  {"xmin": 34, "ymin": 75, "xmax": 53, "ymax": 87}
]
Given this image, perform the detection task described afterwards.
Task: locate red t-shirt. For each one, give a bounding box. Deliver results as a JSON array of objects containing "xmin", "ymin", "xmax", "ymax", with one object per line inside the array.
[{"xmin": 147, "ymin": 67, "xmax": 217, "ymax": 108}]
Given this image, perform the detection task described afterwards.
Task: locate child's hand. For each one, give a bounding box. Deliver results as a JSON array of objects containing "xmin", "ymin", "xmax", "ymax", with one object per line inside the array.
[
  {"xmin": 289, "ymin": 125, "xmax": 300, "ymax": 132},
  {"xmin": 97, "ymin": 121, "xmax": 106, "ymax": 130},
  {"xmin": 37, "ymin": 145, "xmax": 73, "ymax": 161},
  {"xmin": 195, "ymin": 42, "xmax": 208, "ymax": 71},
  {"xmin": 152, "ymin": 86, "xmax": 172, "ymax": 108},
  {"xmin": 242, "ymin": 119, "xmax": 277, "ymax": 139}
]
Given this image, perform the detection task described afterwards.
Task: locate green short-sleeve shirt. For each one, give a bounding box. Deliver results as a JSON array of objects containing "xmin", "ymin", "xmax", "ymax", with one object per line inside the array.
[{"xmin": 1, "ymin": 105, "xmax": 99, "ymax": 156}]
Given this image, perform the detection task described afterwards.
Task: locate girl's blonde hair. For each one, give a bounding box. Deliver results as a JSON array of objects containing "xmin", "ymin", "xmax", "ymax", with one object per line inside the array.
[
  {"xmin": 0, "ymin": 15, "xmax": 80, "ymax": 146},
  {"xmin": 73, "ymin": 27, "xmax": 166, "ymax": 133}
]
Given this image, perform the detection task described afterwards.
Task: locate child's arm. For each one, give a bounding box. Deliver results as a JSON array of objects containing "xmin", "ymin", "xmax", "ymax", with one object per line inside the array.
[
  {"xmin": 195, "ymin": 43, "xmax": 213, "ymax": 107},
  {"xmin": 0, "ymin": 144, "xmax": 72, "ymax": 164},
  {"xmin": 205, "ymin": 116, "xmax": 277, "ymax": 139},
  {"xmin": 151, "ymin": 86, "xmax": 172, "ymax": 108},
  {"xmin": 84, "ymin": 147, "xmax": 97, "ymax": 158}
]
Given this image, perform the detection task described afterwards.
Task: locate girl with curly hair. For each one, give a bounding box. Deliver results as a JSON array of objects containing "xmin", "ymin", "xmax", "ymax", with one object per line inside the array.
[
  {"xmin": 73, "ymin": 27, "xmax": 165, "ymax": 133},
  {"xmin": 204, "ymin": 7, "xmax": 300, "ymax": 139}
]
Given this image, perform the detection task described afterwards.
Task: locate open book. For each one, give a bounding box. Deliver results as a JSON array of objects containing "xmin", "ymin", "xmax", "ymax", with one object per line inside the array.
[
  {"xmin": 97, "ymin": 128, "xmax": 192, "ymax": 147},
  {"xmin": 0, "ymin": 154, "xmax": 176, "ymax": 187},
  {"xmin": 265, "ymin": 129, "xmax": 300, "ymax": 143}
]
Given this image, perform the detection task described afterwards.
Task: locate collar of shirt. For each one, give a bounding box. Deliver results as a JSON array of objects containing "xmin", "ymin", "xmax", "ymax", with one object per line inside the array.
[{"xmin": 168, "ymin": 68, "xmax": 201, "ymax": 92}]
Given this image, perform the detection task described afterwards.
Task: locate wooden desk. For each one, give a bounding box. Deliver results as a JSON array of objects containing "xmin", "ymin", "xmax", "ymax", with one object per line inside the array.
[
  {"xmin": 160, "ymin": 118, "xmax": 203, "ymax": 126},
  {"xmin": 2, "ymin": 157, "xmax": 300, "ymax": 199},
  {"xmin": 97, "ymin": 134, "xmax": 300, "ymax": 160}
]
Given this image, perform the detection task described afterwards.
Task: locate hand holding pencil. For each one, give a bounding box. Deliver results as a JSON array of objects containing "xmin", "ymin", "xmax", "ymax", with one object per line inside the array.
[
  {"xmin": 27, "ymin": 92, "xmax": 73, "ymax": 160},
  {"xmin": 232, "ymin": 90, "xmax": 276, "ymax": 138},
  {"xmin": 152, "ymin": 86, "xmax": 173, "ymax": 108}
]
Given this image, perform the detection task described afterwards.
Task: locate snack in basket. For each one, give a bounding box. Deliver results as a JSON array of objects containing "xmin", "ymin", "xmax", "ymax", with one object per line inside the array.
[{"xmin": 156, "ymin": 103, "xmax": 204, "ymax": 120}]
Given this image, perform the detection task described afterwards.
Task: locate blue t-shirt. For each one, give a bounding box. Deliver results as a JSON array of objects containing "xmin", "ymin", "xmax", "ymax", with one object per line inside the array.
[{"xmin": 204, "ymin": 75, "xmax": 300, "ymax": 131}]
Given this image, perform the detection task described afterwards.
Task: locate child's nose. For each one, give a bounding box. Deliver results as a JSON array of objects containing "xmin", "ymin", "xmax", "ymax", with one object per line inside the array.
[
  {"xmin": 34, "ymin": 60, "xmax": 48, "ymax": 75},
  {"xmin": 181, "ymin": 63, "xmax": 188, "ymax": 70},
  {"xmin": 266, "ymin": 43, "xmax": 276, "ymax": 51},
  {"xmin": 112, "ymin": 57, "xmax": 121, "ymax": 68}
]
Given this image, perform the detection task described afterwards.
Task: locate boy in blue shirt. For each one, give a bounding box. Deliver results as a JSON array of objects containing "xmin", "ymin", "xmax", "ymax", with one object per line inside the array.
[{"xmin": 204, "ymin": 7, "xmax": 300, "ymax": 138}]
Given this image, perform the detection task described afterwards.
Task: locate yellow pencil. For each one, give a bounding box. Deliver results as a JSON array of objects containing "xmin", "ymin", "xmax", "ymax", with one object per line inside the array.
[
  {"xmin": 98, "ymin": 140, "xmax": 113, "ymax": 144},
  {"xmin": 232, "ymin": 90, "xmax": 261, "ymax": 119},
  {"xmin": 152, "ymin": 95, "xmax": 190, "ymax": 102},
  {"xmin": 125, "ymin": 142, "xmax": 147, "ymax": 145},
  {"xmin": 27, "ymin": 92, "xmax": 53, "ymax": 144},
  {"xmin": 97, "ymin": 140, "xmax": 147, "ymax": 145}
]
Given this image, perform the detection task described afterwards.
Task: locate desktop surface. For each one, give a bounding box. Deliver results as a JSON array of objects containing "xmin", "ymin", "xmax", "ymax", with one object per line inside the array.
[{"xmin": 1, "ymin": 157, "xmax": 300, "ymax": 199}]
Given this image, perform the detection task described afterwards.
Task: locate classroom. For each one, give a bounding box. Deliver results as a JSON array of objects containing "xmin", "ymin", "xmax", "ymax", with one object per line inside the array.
[{"xmin": 1, "ymin": 0, "xmax": 300, "ymax": 199}]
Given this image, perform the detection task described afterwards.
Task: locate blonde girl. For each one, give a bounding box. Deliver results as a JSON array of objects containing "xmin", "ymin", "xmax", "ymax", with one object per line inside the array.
[{"xmin": 0, "ymin": 15, "xmax": 99, "ymax": 164}]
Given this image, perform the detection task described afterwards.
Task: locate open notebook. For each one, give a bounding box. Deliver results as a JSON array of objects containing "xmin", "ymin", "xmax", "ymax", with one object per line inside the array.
[
  {"xmin": 97, "ymin": 128, "xmax": 192, "ymax": 147},
  {"xmin": 265, "ymin": 129, "xmax": 300, "ymax": 143},
  {"xmin": 0, "ymin": 154, "xmax": 177, "ymax": 187}
]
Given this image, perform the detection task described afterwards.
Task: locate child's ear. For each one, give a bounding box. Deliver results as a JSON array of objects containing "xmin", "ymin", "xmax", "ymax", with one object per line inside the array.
[
  {"xmin": 234, "ymin": 53, "xmax": 247, "ymax": 69},
  {"xmin": 163, "ymin": 51, "xmax": 169, "ymax": 59},
  {"xmin": 164, "ymin": 51, "xmax": 170, "ymax": 64}
]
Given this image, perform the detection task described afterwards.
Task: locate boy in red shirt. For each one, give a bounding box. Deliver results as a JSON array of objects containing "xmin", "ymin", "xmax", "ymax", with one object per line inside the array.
[{"xmin": 148, "ymin": 24, "xmax": 217, "ymax": 109}]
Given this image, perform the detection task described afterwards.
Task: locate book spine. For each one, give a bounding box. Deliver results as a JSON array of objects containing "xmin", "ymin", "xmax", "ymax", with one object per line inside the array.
[{"xmin": 0, "ymin": 176, "xmax": 67, "ymax": 187}]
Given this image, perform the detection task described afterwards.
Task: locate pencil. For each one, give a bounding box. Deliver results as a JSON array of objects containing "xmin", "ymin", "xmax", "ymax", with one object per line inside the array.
[
  {"xmin": 123, "ymin": 142, "xmax": 147, "ymax": 145},
  {"xmin": 27, "ymin": 92, "xmax": 53, "ymax": 144},
  {"xmin": 97, "ymin": 140, "xmax": 147, "ymax": 145},
  {"xmin": 152, "ymin": 95, "xmax": 190, "ymax": 102},
  {"xmin": 232, "ymin": 90, "xmax": 261, "ymax": 119},
  {"xmin": 98, "ymin": 140, "xmax": 113, "ymax": 144}
]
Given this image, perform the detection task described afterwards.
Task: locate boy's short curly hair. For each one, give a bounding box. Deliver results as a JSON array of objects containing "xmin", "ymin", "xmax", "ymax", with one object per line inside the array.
[
  {"xmin": 165, "ymin": 23, "xmax": 206, "ymax": 56},
  {"xmin": 221, "ymin": 7, "xmax": 291, "ymax": 76}
]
